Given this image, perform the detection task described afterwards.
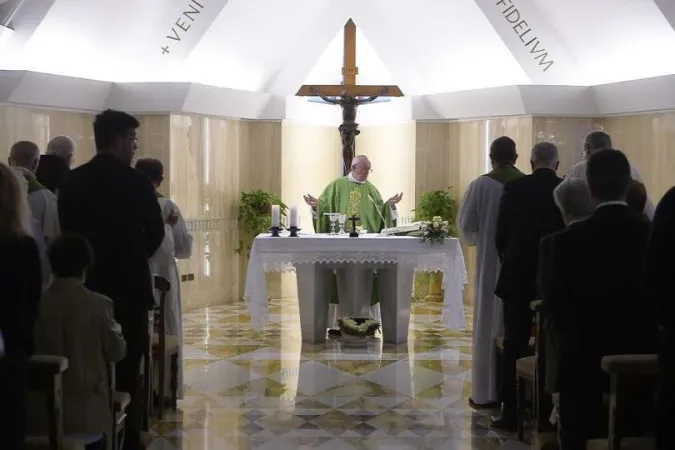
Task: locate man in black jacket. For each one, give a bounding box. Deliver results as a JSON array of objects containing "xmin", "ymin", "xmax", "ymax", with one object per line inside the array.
[
  {"xmin": 58, "ymin": 109, "xmax": 165, "ymax": 450},
  {"xmin": 547, "ymin": 149, "xmax": 659, "ymax": 449},
  {"xmin": 492, "ymin": 142, "xmax": 565, "ymax": 429},
  {"xmin": 646, "ymin": 186, "xmax": 675, "ymax": 450}
]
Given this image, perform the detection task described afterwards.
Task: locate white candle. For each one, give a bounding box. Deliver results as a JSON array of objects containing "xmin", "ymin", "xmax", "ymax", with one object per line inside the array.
[
  {"xmin": 271, "ymin": 205, "xmax": 280, "ymax": 228},
  {"xmin": 289, "ymin": 206, "xmax": 298, "ymax": 228}
]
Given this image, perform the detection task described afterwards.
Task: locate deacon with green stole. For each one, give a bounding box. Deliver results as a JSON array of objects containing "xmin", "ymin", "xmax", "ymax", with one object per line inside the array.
[
  {"xmin": 457, "ymin": 136, "xmax": 524, "ymax": 408},
  {"xmin": 303, "ymin": 155, "xmax": 403, "ymax": 323}
]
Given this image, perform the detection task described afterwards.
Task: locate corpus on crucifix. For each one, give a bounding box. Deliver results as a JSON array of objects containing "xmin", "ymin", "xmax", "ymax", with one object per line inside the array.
[{"xmin": 296, "ymin": 18, "xmax": 404, "ymax": 176}]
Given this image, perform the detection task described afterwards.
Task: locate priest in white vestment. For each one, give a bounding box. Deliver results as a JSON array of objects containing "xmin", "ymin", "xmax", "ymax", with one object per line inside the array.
[
  {"xmin": 457, "ymin": 137, "xmax": 525, "ymax": 407},
  {"xmin": 8, "ymin": 141, "xmax": 60, "ymax": 243},
  {"xmin": 565, "ymin": 131, "xmax": 655, "ymax": 218},
  {"xmin": 136, "ymin": 158, "xmax": 193, "ymax": 399}
]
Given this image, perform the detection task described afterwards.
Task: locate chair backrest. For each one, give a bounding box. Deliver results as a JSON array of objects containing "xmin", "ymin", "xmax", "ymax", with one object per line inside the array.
[
  {"xmin": 601, "ymin": 354, "xmax": 658, "ymax": 450},
  {"xmin": 153, "ymin": 276, "xmax": 171, "ymax": 353},
  {"xmin": 27, "ymin": 355, "xmax": 69, "ymax": 450}
]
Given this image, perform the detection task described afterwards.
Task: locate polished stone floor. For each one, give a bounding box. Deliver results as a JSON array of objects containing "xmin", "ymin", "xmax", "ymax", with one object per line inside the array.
[{"xmin": 145, "ymin": 298, "xmax": 518, "ymax": 449}]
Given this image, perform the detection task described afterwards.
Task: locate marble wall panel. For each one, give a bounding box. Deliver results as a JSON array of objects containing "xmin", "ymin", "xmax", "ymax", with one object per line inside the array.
[
  {"xmin": 0, "ymin": 105, "xmax": 95, "ymax": 165},
  {"xmin": 602, "ymin": 112, "xmax": 675, "ymax": 202}
]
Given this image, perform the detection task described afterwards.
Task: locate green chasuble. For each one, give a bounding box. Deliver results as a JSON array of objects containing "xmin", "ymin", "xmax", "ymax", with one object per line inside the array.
[
  {"xmin": 484, "ymin": 164, "xmax": 524, "ymax": 184},
  {"xmin": 315, "ymin": 176, "xmax": 395, "ymax": 307},
  {"xmin": 315, "ymin": 176, "xmax": 394, "ymax": 233}
]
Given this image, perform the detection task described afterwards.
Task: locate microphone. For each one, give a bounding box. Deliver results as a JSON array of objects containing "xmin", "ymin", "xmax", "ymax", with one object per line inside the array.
[{"xmin": 368, "ymin": 195, "xmax": 388, "ymax": 228}]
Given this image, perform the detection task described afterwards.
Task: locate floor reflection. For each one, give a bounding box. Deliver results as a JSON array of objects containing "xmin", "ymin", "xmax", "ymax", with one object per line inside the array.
[{"xmin": 145, "ymin": 298, "xmax": 516, "ymax": 449}]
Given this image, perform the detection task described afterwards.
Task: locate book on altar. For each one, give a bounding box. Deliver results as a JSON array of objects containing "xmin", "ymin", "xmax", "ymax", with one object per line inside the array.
[{"xmin": 380, "ymin": 221, "xmax": 425, "ymax": 236}]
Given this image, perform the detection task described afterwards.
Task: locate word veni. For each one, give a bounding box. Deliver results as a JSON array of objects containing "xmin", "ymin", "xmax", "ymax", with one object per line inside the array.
[
  {"xmin": 161, "ymin": 0, "xmax": 205, "ymax": 55},
  {"xmin": 496, "ymin": 0, "xmax": 554, "ymax": 72}
]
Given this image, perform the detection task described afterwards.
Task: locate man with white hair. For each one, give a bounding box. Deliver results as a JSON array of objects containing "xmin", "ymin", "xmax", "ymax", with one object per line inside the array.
[
  {"xmin": 303, "ymin": 155, "xmax": 403, "ymax": 320},
  {"xmin": 492, "ymin": 142, "xmax": 564, "ymax": 429},
  {"xmin": 36, "ymin": 135, "xmax": 76, "ymax": 193},
  {"xmin": 8, "ymin": 141, "xmax": 60, "ymax": 243},
  {"xmin": 565, "ymin": 131, "xmax": 654, "ymax": 218}
]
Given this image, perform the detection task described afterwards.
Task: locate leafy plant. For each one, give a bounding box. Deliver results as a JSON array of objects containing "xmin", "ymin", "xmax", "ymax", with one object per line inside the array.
[
  {"xmin": 414, "ymin": 188, "xmax": 459, "ymax": 237},
  {"xmin": 237, "ymin": 190, "xmax": 287, "ymax": 255}
]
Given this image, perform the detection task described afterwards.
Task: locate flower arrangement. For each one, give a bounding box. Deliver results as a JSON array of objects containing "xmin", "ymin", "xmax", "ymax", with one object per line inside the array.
[
  {"xmin": 420, "ymin": 216, "xmax": 449, "ymax": 245},
  {"xmin": 337, "ymin": 317, "xmax": 380, "ymax": 338}
]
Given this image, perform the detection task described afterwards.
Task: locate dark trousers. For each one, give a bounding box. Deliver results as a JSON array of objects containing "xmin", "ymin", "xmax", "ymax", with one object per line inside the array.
[
  {"xmin": 500, "ymin": 298, "xmax": 534, "ymax": 420},
  {"xmin": 115, "ymin": 309, "xmax": 148, "ymax": 450},
  {"xmin": 0, "ymin": 356, "xmax": 28, "ymax": 450}
]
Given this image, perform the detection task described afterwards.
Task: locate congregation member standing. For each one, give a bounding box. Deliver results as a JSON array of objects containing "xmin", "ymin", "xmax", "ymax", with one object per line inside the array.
[
  {"xmin": 34, "ymin": 234, "xmax": 126, "ymax": 436},
  {"xmin": 135, "ymin": 157, "xmax": 193, "ymax": 400},
  {"xmin": 36, "ymin": 135, "xmax": 76, "ymax": 193},
  {"xmin": 58, "ymin": 109, "xmax": 165, "ymax": 450},
  {"xmin": 646, "ymin": 186, "xmax": 675, "ymax": 450},
  {"xmin": 565, "ymin": 131, "xmax": 654, "ymax": 218},
  {"xmin": 8, "ymin": 140, "xmax": 60, "ymax": 243},
  {"xmin": 0, "ymin": 162, "xmax": 43, "ymax": 449},
  {"xmin": 457, "ymin": 136, "xmax": 524, "ymax": 408},
  {"xmin": 492, "ymin": 142, "xmax": 564, "ymax": 429},
  {"xmin": 546, "ymin": 150, "xmax": 658, "ymax": 449}
]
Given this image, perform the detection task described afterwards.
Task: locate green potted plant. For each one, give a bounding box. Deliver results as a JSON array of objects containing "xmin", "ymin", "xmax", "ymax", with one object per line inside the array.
[
  {"xmin": 237, "ymin": 190, "xmax": 287, "ymax": 256},
  {"xmin": 414, "ymin": 188, "xmax": 459, "ymax": 301}
]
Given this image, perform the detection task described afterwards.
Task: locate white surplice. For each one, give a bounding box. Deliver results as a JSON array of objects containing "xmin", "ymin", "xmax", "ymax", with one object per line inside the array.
[
  {"xmin": 149, "ymin": 197, "xmax": 193, "ymax": 398},
  {"xmin": 566, "ymin": 160, "xmax": 655, "ymax": 219},
  {"xmin": 457, "ymin": 175, "xmax": 506, "ymax": 404}
]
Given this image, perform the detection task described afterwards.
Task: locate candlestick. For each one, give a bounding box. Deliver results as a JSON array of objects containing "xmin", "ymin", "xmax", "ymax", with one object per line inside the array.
[
  {"xmin": 271, "ymin": 205, "xmax": 280, "ymax": 228},
  {"xmin": 289, "ymin": 206, "xmax": 298, "ymax": 228},
  {"xmin": 269, "ymin": 226, "xmax": 280, "ymax": 237},
  {"xmin": 289, "ymin": 226, "xmax": 301, "ymax": 237}
]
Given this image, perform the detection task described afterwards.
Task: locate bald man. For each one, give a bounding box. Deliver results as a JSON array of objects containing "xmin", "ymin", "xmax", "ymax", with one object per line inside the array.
[
  {"xmin": 8, "ymin": 141, "xmax": 60, "ymax": 243},
  {"xmin": 566, "ymin": 131, "xmax": 654, "ymax": 218},
  {"xmin": 36, "ymin": 135, "xmax": 76, "ymax": 193},
  {"xmin": 492, "ymin": 142, "xmax": 565, "ymax": 429}
]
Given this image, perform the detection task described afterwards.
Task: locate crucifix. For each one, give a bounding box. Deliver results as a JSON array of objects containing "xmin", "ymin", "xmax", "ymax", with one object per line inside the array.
[{"xmin": 296, "ymin": 19, "xmax": 404, "ymax": 176}]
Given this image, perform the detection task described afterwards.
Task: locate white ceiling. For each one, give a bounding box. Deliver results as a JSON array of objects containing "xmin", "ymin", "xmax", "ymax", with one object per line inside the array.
[{"xmin": 1, "ymin": 0, "xmax": 675, "ymax": 95}]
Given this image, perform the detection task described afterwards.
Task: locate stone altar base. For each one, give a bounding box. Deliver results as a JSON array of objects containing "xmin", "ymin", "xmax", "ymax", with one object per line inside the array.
[{"xmin": 295, "ymin": 262, "xmax": 414, "ymax": 344}]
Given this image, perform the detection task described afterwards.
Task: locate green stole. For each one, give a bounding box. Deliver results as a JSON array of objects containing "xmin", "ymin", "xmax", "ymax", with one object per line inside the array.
[
  {"xmin": 155, "ymin": 191, "xmax": 165, "ymax": 198},
  {"xmin": 484, "ymin": 164, "xmax": 525, "ymax": 184},
  {"xmin": 27, "ymin": 178, "xmax": 47, "ymax": 194}
]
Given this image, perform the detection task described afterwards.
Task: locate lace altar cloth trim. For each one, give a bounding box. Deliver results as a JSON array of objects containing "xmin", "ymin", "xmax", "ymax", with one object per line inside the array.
[{"xmin": 260, "ymin": 252, "xmax": 468, "ymax": 285}]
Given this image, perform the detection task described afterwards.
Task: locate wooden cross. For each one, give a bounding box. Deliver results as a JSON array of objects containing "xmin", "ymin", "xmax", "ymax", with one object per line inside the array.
[
  {"xmin": 295, "ymin": 19, "xmax": 404, "ymax": 176},
  {"xmin": 348, "ymin": 215, "xmax": 360, "ymax": 237}
]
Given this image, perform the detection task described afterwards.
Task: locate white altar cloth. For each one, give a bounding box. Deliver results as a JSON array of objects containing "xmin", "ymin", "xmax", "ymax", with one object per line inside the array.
[{"xmin": 244, "ymin": 234, "xmax": 468, "ymax": 332}]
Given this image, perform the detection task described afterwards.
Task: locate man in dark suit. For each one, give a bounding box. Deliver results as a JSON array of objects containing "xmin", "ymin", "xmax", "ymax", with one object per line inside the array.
[
  {"xmin": 492, "ymin": 142, "xmax": 565, "ymax": 429},
  {"xmin": 58, "ymin": 109, "xmax": 165, "ymax": 450},
  {"xmin": 547, "ymin": 149, "xmax": 659, "ymax": 449},
  {"xmin": 646, "ymin": 187, "xmax": 675, "ymax": 450}
]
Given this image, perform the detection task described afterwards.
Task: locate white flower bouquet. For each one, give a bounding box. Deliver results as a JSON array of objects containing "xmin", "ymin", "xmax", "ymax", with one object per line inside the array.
[
  {"xmin": 420, "ymin": 216, "xmax": 449, "ymax": 245},
  {"xmin": 337, "ymin": 317, "xmax": 380, "ymax": 338}
]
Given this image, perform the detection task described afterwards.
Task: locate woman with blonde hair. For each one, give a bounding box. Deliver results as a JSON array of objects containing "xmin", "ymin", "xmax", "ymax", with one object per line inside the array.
[{"xmin": 0, "ymin": 162, "xmax": 43, "ymax": 449}]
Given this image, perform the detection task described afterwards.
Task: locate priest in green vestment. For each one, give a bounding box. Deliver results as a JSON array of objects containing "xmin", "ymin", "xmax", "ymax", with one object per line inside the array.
[{"xmin": 303, "ymin": 155, "xmax": 403, "ymax": 320}]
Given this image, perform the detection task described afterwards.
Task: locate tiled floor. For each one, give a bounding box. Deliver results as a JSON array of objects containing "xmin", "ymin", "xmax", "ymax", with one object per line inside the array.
[{"xmin": 145, "ymin": 299, "xmax": 518, "ymax": 449}]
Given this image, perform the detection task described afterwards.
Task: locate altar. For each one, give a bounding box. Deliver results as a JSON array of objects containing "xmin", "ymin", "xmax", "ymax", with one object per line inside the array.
[{"xmin": 244, "ymin": 234, "xmax": 468, "ymax": 344}]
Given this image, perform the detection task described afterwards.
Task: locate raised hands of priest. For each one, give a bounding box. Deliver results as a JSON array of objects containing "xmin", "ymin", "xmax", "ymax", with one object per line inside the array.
[
  {"xmin": 303, "ymin": 194, "xmax": 318, "ymax": 209},
  {"xmin": 387, "ymin": 192, "xmax": 403, "ymax": 206},
  {"xmin": 166, "ymin": 209, "xmax": 180, "ymax": 227}
]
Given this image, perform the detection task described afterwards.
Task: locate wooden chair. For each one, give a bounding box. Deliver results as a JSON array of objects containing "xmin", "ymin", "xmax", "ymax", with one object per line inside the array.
[
  {"xmin": 141, "ymin": 309, "xmax": 154, "ymax": 432},
  {"xmin": 152, "ymin": 275, "xmax": 179, "ymax": 419},
  {"xmin": 586, "ymin": 354, "xmax": 658, "ymax": 450},
  {"xmin": 516, "ymin": 299, "xmax": 558, "ymax": 446},
  {"xmin": 107, "ymin": 364, "xmax": 130, "ymax": 450},
  {"xmin": 25, "ymin": 355, "xmax": 69, "ymax": 450}
]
